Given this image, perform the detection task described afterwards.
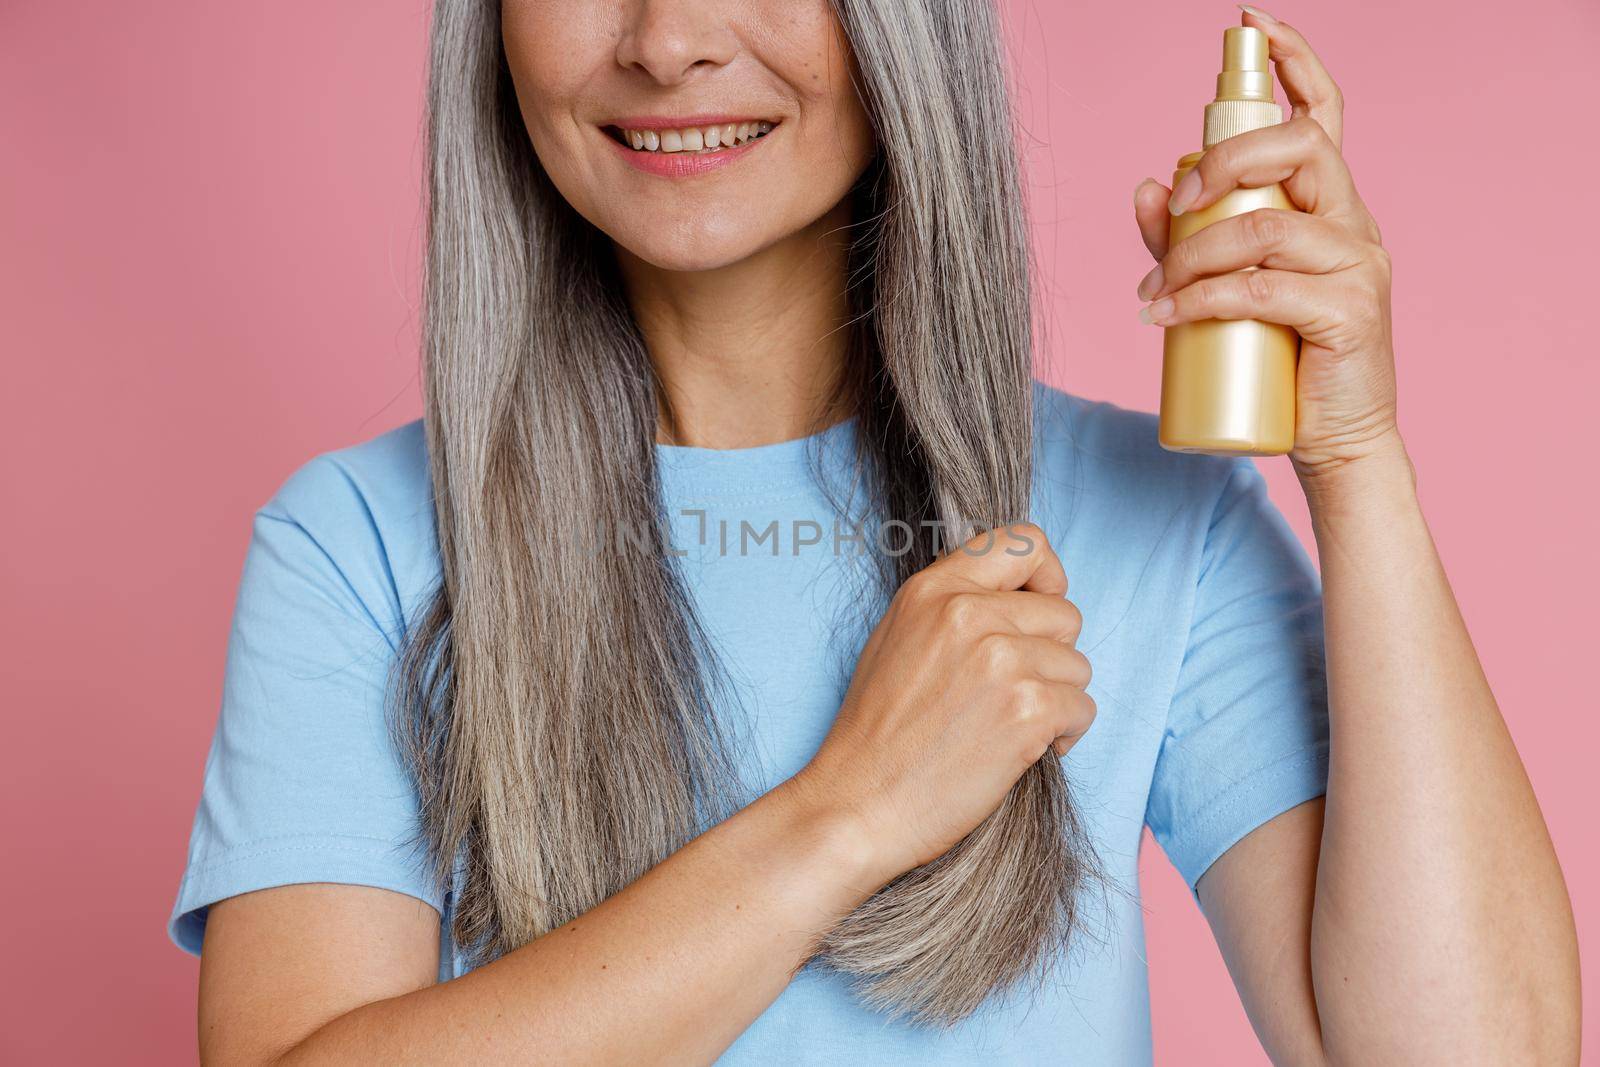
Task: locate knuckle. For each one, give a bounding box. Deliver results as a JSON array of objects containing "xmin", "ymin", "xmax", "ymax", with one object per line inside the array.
[
  {"xmin": 940, "ymin": 590, "xmax": 983, "ymax": 633},
  {"xmin": 1076, "ymin": 647, "xmax": 1094, "ymax": 687},
  {"xmin": 1290, "ymin": 115, "xmax": 1325, "ymax": 147},
  {"xmin": 1359, "ymin": 267, "xmax": 1387, "ymax": 307},
  {"xmin": 1009, "ymin": 677, "xmax": 1046, "ymax": 724},
  {"xmin": 1062, "ymin": 692, "xmax": 1098, "ymax": 738},
  {"xmin": 1370, "ymin": 242, "xmax": 1392, "ymax": 279},
  {"xmin": 977, "ymin": 632, "xmax": 1017, "ymax": 674},
  {"xmin": 1198, "ymin": 142, "xmax": 1233, "ymax": 183},
  {"xmin": 1059, "ymin": 599, "xmax": 1083, "ymax": 641},
  {"xmin": 1168, "ymin": 234, "xmax": 1203, "ymax": 277},
  {"xmin": 1242, "ymin": 208, "xmax": 1290, "ymax": 251},
  {"xmin": 897, "ymin": 570, "xmax": 932, "ymax": 603},
  {"xmin": 1244, "ymin": 268, "xmax": 1277, "ymax": 305},
  {"xmin": 898, "ymin": 572, "xmax": 944, "ymax": 614},
  {"xmin": 1183, "ymin": 279, "xmax": 1214, "ymax": 314}
]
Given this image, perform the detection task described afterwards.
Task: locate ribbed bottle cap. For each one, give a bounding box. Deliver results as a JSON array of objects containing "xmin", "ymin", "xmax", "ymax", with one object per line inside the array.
[{"xmin": 1203, "ymin": 99, "xmax": 1283, "ymax": 146}]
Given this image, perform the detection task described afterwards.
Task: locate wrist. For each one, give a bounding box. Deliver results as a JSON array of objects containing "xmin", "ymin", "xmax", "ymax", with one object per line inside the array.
[
  {"xmin": 1294, "ymin": 426, "xmax": 1417, "ymax": 518},
  {"xmin": 766, "ymin": 770, "xmax": 898, "ymax": 899}
]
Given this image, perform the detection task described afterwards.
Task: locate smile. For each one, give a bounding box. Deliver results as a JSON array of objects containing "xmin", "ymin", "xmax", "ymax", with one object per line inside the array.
[
  {"xmin": 605, "ymin": 120, "xmax": 777, "ymax": 155},
  {"xmin": 600, "ymin": 116, "xmax": 781, "ymax": 178}
]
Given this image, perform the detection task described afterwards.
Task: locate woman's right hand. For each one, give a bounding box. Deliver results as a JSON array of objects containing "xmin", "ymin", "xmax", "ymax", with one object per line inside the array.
[{"xmin": 792, "ymin": 523, "xmax": 1095, "ymax": 885}]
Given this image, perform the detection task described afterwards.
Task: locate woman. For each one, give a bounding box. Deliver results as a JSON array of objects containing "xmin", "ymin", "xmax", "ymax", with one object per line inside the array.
[{"xmin": 170, "ymin": 1, "xmax": 1580, "ymax": 1062}]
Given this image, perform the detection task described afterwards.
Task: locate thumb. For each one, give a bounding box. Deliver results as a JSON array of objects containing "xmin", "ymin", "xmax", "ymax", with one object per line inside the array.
[
  {"xmin": 938, "ymin": 523, "xmax": 1067, "ymax": 597},
  {"xmin": 1134, "ymin": 177, "xmax": 1172, "ymax": 260}
]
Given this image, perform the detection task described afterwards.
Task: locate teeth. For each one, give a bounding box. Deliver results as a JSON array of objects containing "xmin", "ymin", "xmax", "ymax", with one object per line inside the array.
[{"xmin": 616, "ymin": 120, "xmax": 776, "ymax": 154}]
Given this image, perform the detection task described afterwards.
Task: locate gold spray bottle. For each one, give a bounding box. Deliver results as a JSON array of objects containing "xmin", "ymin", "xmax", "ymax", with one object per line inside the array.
[{"xmin": 1158, "ymin": 26, "xmax": 1300, "ymax": 456}]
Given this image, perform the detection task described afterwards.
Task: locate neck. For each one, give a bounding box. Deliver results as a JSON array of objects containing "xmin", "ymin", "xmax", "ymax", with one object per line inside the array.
[{"xmin": 615, "ymin": 199, "xmax": 856, "ymax": 449}]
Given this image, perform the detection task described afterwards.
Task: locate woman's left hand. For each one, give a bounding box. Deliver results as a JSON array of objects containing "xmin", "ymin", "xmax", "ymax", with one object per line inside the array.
[{"xmin": 1132, "ymin": 7, "xmax": 1401, "ymax": 481}]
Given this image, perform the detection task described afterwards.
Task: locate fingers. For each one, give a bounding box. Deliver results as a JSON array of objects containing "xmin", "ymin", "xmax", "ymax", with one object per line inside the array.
[
  {"xmin": 1002, "ymin": 635, "xmax": 1092, "ymax": 687},
  {"xmin": 1169, "ymin": 117, "xmax": 1363, "ymax": 223},
  {"xmin": 988, "ymin": 590, "xmax": 1084, "ymax": 644},
  {"xmin": 1136, "ymin": 207, "xmax": 1367, "ymax": 302},
  {"xmin": 986, "ymin": 634, "xmax": 1095, "ymax": 759},
  {"xmin": 1239, "ymin": 6, "xmax": 1344, "ymax": 150},
  {"xmin": 1134, "ymin": 177, "xmax": 1174, "ymax": 260},
  {"xmin": 937, "ymin": 522, "xmax": 1067, "ymax": 596},
  {"xmin": 1138, "ymin": 266, "xmax": 1347, "ymax": 335}
]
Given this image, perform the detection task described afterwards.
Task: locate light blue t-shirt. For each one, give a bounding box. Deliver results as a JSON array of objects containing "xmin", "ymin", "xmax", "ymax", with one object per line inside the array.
[{"xmin": 170, "ymin": 381, "xmax": 1329, "ymax": 1064}]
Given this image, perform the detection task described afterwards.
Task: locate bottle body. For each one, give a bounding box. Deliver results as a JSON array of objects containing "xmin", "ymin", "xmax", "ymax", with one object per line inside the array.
[{"xmin": 1158, "ymin": 152, "xmax": 1301, "ymax": 456}]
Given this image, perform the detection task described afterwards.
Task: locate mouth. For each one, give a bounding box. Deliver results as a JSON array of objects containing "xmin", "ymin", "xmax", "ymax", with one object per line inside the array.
[{"xmin": 601, "ymin": 118, "xmax": 780, "ymax": 156}]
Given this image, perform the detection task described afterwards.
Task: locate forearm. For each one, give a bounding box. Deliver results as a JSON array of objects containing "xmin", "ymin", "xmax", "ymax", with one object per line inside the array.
[
  {"xmin": 277, "ymin": 777, "xmax": 884, "ymax": 1065},
  {"xmin": 1301, "ymin": 435, "xmax": 1580, "ymax": 1064}
]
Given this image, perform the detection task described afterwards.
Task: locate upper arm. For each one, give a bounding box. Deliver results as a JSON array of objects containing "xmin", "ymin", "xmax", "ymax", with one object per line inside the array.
[
  {"xmin": 199, "ymin": 884, "xmax": 440, "ymax": 1065},
  {"xmin": 171, "ymin": 457, "xmax": 450, "ymax": 1059},
  {"xmin": 1146, "ymin": 458, "xmax": 1330, "ymax": 888},
  {"xmin": 1197, "ymin": 796, "xmax": 1326, "ymax": 1067}
]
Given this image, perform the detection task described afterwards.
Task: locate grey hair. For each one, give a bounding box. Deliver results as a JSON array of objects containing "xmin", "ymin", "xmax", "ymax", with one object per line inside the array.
[{"xmin": 390, "ymin": 0, "xmax": 1101, "ymax": 1030}]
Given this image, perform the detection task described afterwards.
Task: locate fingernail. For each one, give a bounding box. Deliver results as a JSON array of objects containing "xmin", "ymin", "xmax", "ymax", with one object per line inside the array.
[
  {"xmin": 1138, "ymin": 298, "xmax": 1175, "ymax": 325},
  {"xmin": 1136, "ymin": 263, "xmax": 1164, "ymax": 301},
  {"xmin": 1238, "ymin": 4, "xmax": 1277, "ymax": 22},
  {"xmin": 1133, "ymin": 176, "xmax": 1155, "ymax": 206},
  {"xmin": 1167, "ymin": 169, "xmax": 1202, "ymax": 216}
]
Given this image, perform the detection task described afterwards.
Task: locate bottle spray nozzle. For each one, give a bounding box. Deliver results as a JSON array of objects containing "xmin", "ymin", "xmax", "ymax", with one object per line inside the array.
[
  {"xmin": 1201, "ymin": 25, "xmax": 1283, "ymax": 147},
  {"xmin": 1215, "ymin": 26, "xmax": 1274, "ymax": 103}
]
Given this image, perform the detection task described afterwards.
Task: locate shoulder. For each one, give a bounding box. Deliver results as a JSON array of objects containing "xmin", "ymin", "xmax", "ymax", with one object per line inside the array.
[
  {"xmin": 254, "ymin": 417, "xmax": 440, "ymax": 628},
  {"xmin": 265, "ymin": 418, "xmax": 433, "ymax": 529},
  {"xmin": 1029, "ymin": 379, "xmax": 1252, "ymax": 527}
]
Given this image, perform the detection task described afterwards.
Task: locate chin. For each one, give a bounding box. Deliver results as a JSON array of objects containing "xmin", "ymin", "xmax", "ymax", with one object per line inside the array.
[{"xmin": 607, "ymin": 216, "xmax": 780, "ymax": 274}]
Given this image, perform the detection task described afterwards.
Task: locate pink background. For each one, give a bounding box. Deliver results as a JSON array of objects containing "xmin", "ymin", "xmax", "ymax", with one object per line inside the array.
[{"xmin": 2, "ymin": 0, "xmax": 1594, "ymax": 1061}]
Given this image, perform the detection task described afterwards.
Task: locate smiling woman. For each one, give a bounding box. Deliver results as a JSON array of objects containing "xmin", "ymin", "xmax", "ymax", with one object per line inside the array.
[
  {"xmin": 167, "ymin": 0, "xmax": 1580, "ymax": 1064},
  {"xmin": 393, "ymin": 0, "xmax": 1097, "ymax": 1031}
]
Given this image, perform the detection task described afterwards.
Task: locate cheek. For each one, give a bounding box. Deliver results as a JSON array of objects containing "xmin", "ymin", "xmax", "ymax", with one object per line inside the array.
[
  {"xmin": 753, "ymin": 17, "xmax": 876, "ymax": 224},
  {"xmin": 502, "ymin": 8, "xmax": 608, "ymax": 214},
  {"xmin": 821, "ymin": 75, "xmax": 875, "ymax": 188},
  {"xmin": 799, "ymin": 24, "xmax": 876, "ymax": 195}
]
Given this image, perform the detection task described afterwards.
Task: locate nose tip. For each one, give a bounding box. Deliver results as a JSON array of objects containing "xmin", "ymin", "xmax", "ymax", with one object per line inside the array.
[{"xmin": 614, "ymin": 4, "xmax": 738, "ymax": 85}]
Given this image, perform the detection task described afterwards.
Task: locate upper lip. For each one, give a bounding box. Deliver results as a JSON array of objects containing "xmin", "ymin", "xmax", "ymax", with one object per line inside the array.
[{"xmin": 600, "ymin": 114, "xmax": 779, "ymax": 130}]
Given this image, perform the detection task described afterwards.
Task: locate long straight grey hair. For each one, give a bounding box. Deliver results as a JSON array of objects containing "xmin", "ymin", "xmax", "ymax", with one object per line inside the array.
[{"xmin": 390, "ymin": 0, "xmax": 1100, "ymax": 1029}]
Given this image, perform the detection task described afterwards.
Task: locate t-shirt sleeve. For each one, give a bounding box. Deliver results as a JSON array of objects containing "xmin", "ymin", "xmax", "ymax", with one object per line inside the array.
[
  {"xmin": 168, "ymin": 456, "xmax": 442, "ymax": 956},
  {"xmin": 1145, "ymin": 457, "xmax": 1330, "ymax": 893}
]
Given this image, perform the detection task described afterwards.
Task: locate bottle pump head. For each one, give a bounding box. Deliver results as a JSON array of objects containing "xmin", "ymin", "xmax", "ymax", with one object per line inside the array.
[{"xmin": 1201, "ymin": 26, "xmax": 1283, "ymax": 148}]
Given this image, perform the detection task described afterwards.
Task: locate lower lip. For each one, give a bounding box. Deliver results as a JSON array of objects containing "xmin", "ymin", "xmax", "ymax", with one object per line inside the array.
[{"xmin": 605, "ymin": 127, "xmax": 775, "ymax": 178}]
